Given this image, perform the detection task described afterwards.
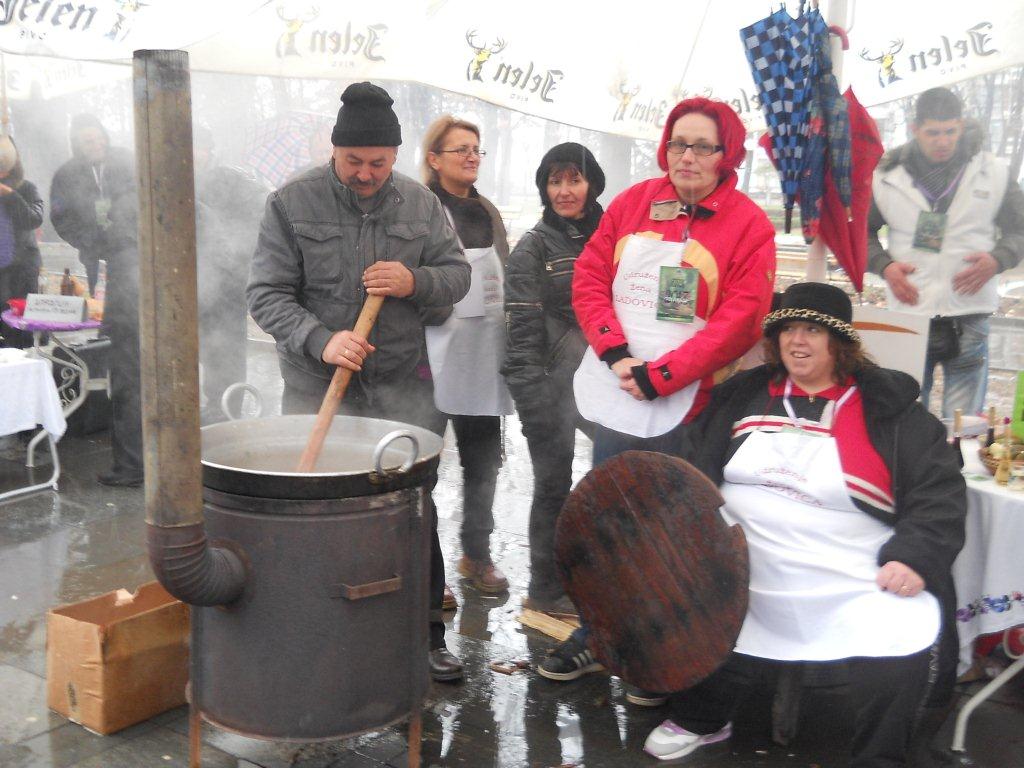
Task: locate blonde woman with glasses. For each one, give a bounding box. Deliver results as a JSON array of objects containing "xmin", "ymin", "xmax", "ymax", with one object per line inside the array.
[{"xmin": 422, "ymin": 115, "xmax": 513, "ymax": 602}]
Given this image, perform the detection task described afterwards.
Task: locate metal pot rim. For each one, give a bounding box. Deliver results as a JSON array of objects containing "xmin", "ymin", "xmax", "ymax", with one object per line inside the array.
[{"xmin": 200, "ymin": 414, "xmax": 444, "ymax": 480}]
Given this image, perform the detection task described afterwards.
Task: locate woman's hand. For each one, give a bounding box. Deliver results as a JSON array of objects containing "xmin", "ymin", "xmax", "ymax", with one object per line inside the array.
[
  {"xmin": 876, "ymin": 561, "xmax": 926, "ymax": 598},
  {"xmin": 610, "ymin": 357, "xmax": 643, "ymax": 380},
  {"xmin": 611, "ymin": 356, "xmax": 647, "ymax": 401}
]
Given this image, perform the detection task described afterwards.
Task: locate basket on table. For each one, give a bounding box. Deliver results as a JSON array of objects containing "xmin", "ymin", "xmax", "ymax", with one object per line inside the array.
[{"xmin": 978, "ymin": 441, "xmax": 1024, "ymax": 475}]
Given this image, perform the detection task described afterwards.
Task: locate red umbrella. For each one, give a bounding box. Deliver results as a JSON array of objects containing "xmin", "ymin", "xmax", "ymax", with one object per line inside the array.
[{"xmin": 758, "ymin": 87, "xmax": 881, "ymax": 291}]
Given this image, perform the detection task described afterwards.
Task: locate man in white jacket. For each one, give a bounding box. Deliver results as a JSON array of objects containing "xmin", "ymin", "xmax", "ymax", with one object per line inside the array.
[{"xmin": 868, "ymin": 87, "xmax": 1024, "ymax": 418}]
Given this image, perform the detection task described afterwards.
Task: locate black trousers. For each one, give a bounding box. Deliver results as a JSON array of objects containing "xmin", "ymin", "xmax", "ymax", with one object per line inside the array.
[
  {"xmin": 448, "ymin": 414, "xmax": 502, "ymax": 562},
  {"xmin": 518, "ymin": 382, "xmax": 593, "ymax": 601},
  {"xmin": 282, "ymin": 375, "xmax": 448, "ymax": 650},
  {"xmin": 106, "ymin": 319, "xmax": 143, "ymax": 475},
  {"xmin": 0, "ymin": 261, "xmax": 39, "ymax": 349},
  {"xmin": 669, "ymin": 650, "xmax": 931, "ymax": 768}
]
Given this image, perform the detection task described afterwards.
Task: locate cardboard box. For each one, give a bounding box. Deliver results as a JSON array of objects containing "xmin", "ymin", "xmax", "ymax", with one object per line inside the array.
[{"xmin": 46, "ymin": 581, "xmax": 190, "ymax": 735}]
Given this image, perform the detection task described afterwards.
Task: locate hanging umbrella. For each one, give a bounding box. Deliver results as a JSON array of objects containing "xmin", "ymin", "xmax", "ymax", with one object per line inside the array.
[
  {"xmin": 816, "ymin": 88, "xmax": 882, "ymax": 292},
  {"xmin": 740, "ymin": 5, "xmax": 816, "ymax": 233},
  {"xmin": 757, "ymin": 86, "xmax": 881, "ymax": 290},
  {"xmin": 797, "ymin": 6, "xmax": 851, "ymax": 243}
]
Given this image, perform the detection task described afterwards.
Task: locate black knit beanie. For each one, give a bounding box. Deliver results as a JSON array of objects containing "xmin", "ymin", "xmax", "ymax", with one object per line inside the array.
[
  {"xmin": 331, "ymin": 82, "xmax": 402, "ymax": 147},
  {"xmin": 534, "ymin": 142, "xmax": 605, "ymax": 208}
]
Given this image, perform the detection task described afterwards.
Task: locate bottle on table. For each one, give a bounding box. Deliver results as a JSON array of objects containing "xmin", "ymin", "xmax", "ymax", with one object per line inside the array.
[
  {"xmin": 93, "ymin": 260, "xmax": 107, "ymax": 302},
  {"xmin": 60, "ymin": 268, "xmax": 74, "ymax": 296},
  {"xmin": 952, "ymin": 408, "xmax": 965, "ymax": 470},
  {"xmin": 995, "ymin": 417, "xmax": 1012, "ymax": 486},
  {"xmin": 986, "ymin": 406, "xmax": 997, "ymax": 447}
]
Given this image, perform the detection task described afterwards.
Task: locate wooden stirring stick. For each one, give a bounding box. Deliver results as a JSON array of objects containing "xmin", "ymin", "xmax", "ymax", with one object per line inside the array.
[{"xmin": 296, "ymin": 294, "xmax": 385, "ymax": 472}]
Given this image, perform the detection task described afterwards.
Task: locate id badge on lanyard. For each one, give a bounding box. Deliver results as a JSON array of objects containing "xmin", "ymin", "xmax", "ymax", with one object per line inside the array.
[
  {"xmin": 912, "ymin": 211, "xmax": 946, "ymax": 253},
  {"xmin": 656, "ymin": 266, "xmax": 697, "ymax": 323}
]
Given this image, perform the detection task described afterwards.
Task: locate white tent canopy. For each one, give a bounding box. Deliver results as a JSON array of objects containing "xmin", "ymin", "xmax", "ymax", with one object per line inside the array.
[{"xmin": 1, "ymin": 0, "xmax": 1022, "ymax": 138}]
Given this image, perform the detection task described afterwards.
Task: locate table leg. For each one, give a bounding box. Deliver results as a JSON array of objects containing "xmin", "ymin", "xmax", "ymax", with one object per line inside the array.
[
  {"xmin": 40, "ymin": 334, "xmax": 93, "ymax": 421},
  {"xmin": 0, "ymin": 433, "xmax": 59, "ymax": 501},
  {"xmin": 951, "ymin": 654, "xmax": 1024, "ymax": 752}
]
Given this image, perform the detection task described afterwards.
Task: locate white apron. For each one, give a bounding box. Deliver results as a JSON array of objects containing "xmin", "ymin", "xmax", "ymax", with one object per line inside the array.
[
  {"xmin": 426, "ymin": 242, "xmax": 513, "ymax": 416},
  {"xmin": 573, "ymin": 236, "xmax": 705, "ymax": 437},
  {"xmin": 719, "ymin": 383, "xmax": 940, "ymax": 661}
]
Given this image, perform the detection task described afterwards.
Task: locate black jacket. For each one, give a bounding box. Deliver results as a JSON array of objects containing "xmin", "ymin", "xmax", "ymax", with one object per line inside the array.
[
  {"xmin": 691, "ymin": 364, "xmax": 967, "ymax": 702},
  {"xmin": 502, "ymin": 218, "xmax": 589, "ymax": 414},
  {"xmin": 1, "ymin": 179, "xmax": 44, "ymax": 272},
  {"xmin": 49, "ymin": 146, "xmax": 136, "ymax": 275}
]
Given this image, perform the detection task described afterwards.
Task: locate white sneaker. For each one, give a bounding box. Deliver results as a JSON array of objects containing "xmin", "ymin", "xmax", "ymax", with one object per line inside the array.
[{"xmin": 643, "ymin": 719, "xmax": 732, "ymax": 762}]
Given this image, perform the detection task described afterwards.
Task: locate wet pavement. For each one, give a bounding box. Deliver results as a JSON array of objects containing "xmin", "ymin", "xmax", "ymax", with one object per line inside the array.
[{"xmin": 0, "ymin": 338, "xmax": 1022, "ymax": 767}]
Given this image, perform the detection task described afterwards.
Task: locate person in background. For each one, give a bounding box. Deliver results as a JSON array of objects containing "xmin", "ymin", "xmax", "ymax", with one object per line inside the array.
[
  {"xmin": 502, "ymin": 142, "xmax": 604, "ymax": 615},
  {"xmin": 51, "ymin": 114, "xmax": 142, "ymax": 487},
  {"xmin": 247, "ymin": 82, "xmax": 470, "ymax": 682},
  {"xmin": 421, "ymin": 115, "xmax": 512, "ymax": 600},
  {"xmin": 193, "ymin": 123, "xmax": 270, "ymax": 424},
  {"xmin": 0, "ymin": 135, "xmax": 44, "ymax": 350},
  {"xmin": 50, "ymin": 114, "xmax": 134, "ymax": 295},
  {"xmin": 538, "ymin": 97, "xmax": 776, "ymax": 691},
  {"xmin": 642, "ymin": 282, "xmax": 965, "ymax": 767},
  {"xmin": 868, "ymin": 86, "xmax": 1024, "ymax": 418}
]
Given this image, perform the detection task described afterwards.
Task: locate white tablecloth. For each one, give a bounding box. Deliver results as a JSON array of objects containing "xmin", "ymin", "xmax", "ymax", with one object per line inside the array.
[
  {"xmin": 0, "ymin": 354, "xmax": 67, "ymax": 439},
  {"xmin": 952, "ymin": 440, "xmax": 1024, "ymax": 673}
]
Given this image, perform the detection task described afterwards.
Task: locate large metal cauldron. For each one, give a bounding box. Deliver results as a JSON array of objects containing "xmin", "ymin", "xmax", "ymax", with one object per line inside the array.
[{"xmin": 192, "ymin": 414, "xmax": 442, "ymax": 741}]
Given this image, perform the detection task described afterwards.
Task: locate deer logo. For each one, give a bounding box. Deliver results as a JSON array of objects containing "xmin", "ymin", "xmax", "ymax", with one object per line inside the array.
[
  {"xmin": 611, "ymin": 81, "xmax": 641, "ymax": 121},
  {"xmin": 860, "ymin": 40, "xmax": 904, "ymax": 88},
  {"xmin": 277, "ymin": 4, "xmax": 319, "ymax": 58},
  {"xmin": 465, "ymin": 30, "xmax": 506, "ymax": 81},
  {"xmin": 106, "ymin": 0, "xmax": 149, "ymax": 42}
]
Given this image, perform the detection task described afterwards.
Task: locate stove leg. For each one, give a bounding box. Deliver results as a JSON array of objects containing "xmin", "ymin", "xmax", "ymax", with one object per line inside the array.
[
  {"xmin": 408, "ymin": 709, "xmax": 422, "ymax": 768},
  {"xmin": 189, "ymin": 703, "xmax": 202, "ymax": 768}
]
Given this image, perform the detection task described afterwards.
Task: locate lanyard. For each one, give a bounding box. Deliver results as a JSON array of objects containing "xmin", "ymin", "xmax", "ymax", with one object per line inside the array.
[
  {"xmin": 91, "ymin": 164, "xmax": 104, "ymax": 197},
  {"xmin": 782, "ymin": 378, "xmax": 856, "ymax": 433}
]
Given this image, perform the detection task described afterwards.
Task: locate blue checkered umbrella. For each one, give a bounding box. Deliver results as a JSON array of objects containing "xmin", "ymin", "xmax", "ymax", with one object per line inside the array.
[
  {"xmin": 740, "ymin": 6, "xmax": 816, "ymax": 233},
  {"xmin": 798, "ymin": 7, "xmax": 852, "ymax": 243}
]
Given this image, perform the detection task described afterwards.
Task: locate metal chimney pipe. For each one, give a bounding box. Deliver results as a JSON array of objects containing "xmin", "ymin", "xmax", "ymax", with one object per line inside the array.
[{"xmin": 134, "ymin": 49, "xmax": 245, "ymax": 606}]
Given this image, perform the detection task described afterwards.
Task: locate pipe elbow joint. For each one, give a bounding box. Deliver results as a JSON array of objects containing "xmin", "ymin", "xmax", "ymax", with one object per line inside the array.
[{"xmin": 147, "ymin": 522, "xmax": 247, "ymax": 607}]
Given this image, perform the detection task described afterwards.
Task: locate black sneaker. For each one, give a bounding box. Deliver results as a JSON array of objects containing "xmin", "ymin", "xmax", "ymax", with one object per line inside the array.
[
  {"xmin": 625, "ymin": 684, "xmax": 669, "ymax": 707},
  {"xmin": 97, "ymin": 470, "xmax": 144, "ymax": 488},
  {"xmin": 537, "ymin": 636, "xmax": 605, "ymax": 681}
]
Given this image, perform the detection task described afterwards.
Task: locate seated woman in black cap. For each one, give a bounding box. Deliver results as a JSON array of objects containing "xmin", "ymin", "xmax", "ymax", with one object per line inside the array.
[
  {"xmin": 502, "ymin": 142, "xmax": 604, "ymax": 614},
  {"xmin": 642, "ymin": 282, "xmax": 966, "ymax": 766}
]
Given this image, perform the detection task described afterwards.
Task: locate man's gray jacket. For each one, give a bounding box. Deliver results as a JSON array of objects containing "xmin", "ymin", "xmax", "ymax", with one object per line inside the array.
[{"xmin": 247, "ymin": 165, "xmax": 470, "ymax": 394}]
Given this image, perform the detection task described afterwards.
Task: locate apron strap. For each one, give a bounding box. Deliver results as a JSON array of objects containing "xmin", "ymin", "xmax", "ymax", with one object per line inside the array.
[{"xmin": 782, "ymin": 379, "xmax": 857, "ymax": 433}]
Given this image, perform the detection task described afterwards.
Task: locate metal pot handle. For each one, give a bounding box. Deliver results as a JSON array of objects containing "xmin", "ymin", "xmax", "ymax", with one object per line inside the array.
[
  {"xmin": 220, "ymin": 382, "xmax": 263, "ymax": 421},
  {"xmin": 373, "ymin": 430, "xmax": 420, "ymax": 475}
]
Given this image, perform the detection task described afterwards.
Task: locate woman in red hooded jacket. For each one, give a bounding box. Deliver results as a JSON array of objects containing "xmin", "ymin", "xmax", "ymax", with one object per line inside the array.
[
  {"xmin": 538, "ymin": 98, "xmax": 778, "ymax": 690},
  {"xmin": 571, "ymin": 97, "xmax": 777, "ymax": 465}
]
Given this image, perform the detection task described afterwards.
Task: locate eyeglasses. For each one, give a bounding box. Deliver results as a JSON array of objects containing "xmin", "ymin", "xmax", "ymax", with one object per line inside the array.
[
  {"xmin": 665, "ymin": 140, "xmax": 723, "ymax": 157},
  {"xmin": 439, "ymin": 147, "xmax": 486, "ymax": 158}
]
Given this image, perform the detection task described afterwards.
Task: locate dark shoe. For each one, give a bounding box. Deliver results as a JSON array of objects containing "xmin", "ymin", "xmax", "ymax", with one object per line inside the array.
[
  {"xmin": 537, "ymin": 635, "xmax": 605, "ymax": 681},
  {"xmin": 442, "ymin": 584, "xmax": 458, "ymax": 612},
  {"xmin": 458, "ymin": 556, "xmax": 510, "ymax": 593},
  {"xmin": 522, "ymin": 594, "xmax": 578, "ymax": 618},
  {"xmin": 625, "ymin": 684, "xmax": 668, "ymax": 707},
  {"xmin": 429, "ymin": 647, "xmax": 464, "ymax": 682},
  {"xmin": 97, "ymin": 470, "xmax": 144, "ymax": 488}
]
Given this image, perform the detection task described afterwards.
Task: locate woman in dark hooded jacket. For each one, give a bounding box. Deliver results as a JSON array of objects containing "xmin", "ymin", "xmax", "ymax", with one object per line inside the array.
[
  {"xmin": 502, "ymin": 142, "xmax": 605, "ymax": 611},
  {"xmin": 0, "ymin": 135, "xmax": 45, "ymax": 349}
]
